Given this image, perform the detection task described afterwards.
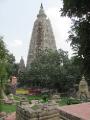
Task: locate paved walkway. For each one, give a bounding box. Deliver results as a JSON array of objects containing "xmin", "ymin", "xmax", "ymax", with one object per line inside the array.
[
  {"xmin": 5, "ymin": 112, "xmax": 16, "ymax": 120},
  {"xmin": 59, "ymin": 102, "xmax": 90, "ymax": 120}
]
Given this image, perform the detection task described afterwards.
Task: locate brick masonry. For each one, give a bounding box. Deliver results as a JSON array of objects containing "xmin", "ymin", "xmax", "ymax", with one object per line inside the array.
[{"xmin": 16, "ymin": 104, "xmax": 60, "ymax": 120}]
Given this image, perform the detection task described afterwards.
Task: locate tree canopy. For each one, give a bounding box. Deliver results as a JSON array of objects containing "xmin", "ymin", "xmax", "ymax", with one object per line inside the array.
[
  {"xmin": 61, "ymin": 0, "xmax": 90, "ymax": 79},
  {"xmin": 0, "ymin": 37, "xmax": 18, "ymax": 82},
  {"xmin": 24, "ymin": 49, "xmax": 81, "ymax": 92}
]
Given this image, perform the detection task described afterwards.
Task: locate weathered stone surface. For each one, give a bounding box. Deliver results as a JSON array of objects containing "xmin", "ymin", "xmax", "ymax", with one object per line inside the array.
[
  {"xmin": 19, "ymin": 96, "xmax": 29, "ymax": 105},
  {"xmin": 26, "ymin": 4, "xmax": 57, "ymax": 68},
  {"xmin": 51, "ymin": 94, "xmax": 60, "ymax": 104},
  {"xmin": 39, "ymin": 113, "xmax": 59, "ymax": 120},
  {"xmin": 58, "ymin": 102, "xmax": 90, "ymax": 120},
  {"xmin": 77, "ymin": 76, "xmax": 90, "ymax": 99},
  {"xmin": 16, "ymin": 103, "xmax": 60, "ymax": 120}
]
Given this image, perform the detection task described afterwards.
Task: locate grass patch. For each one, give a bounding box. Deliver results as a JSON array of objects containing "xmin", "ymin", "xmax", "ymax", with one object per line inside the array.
[
  {"xmin": 59, "ymin": 97, "xmax": 81, "ymax": 106},
  {"xmin": 31, "ymin": 105, "xmax": 40, "ymax": 110},
  {"xmin": 14, "ymin": 95, "xmax": 21, "ymax": 101},
  {"xmin": 0, "ymin": 103, "xmax": 16, "ymax": 113},
  {"xmin": 2, "ymin": 95, "xmax": 81, "ymax": 113},
  {"xmin": 27, "ymin": 95, "xmax": 42, "ymax": 101},
  {"xmin": 59, "ymin": 97, "xmax": 68, "ymax": 106},
  {"xmin": 66, "ymin": 98, "xmax": 81, "ymax": 105}
]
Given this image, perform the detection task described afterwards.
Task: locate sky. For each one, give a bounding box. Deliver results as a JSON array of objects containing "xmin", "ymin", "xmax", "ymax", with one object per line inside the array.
[{"xmin": 0, "ymin": 0, "xmax": 72, "ymax": 64}]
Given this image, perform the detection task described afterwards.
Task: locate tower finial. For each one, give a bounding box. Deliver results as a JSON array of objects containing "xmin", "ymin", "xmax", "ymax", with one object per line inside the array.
[
  {"xmin": 40, "ymin": 3, "xmax": 43, "ymax": 9},
  {"xmin": 37, "ymin": 3, "xmax": 46, "ymax": 18}
]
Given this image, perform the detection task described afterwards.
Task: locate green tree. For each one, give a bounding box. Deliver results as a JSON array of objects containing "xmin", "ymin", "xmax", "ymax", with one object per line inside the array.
[
  {"xmin": 25, "ymin": 49, "xmax": 80, "ymax": 92},
  {"xmin": 0, "ymin": 37, "xmax": 9, "ymax": 99},
  {"xmin": 61, "ymin": 0, "xmax": 90, "ymax": 81},
  {"xmin": 0, "ymin": 37, "xmax": 18, "ymax": 98}
]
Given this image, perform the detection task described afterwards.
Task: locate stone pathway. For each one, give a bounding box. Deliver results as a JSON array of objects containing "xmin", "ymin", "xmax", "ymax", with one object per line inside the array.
[
  {"xmin": 59, "ymin": 102, "xmax": 90, "ymax": 120},
  {"xmin": 5, "ymin": 112, "xmax": 16, "ymax": 120}
]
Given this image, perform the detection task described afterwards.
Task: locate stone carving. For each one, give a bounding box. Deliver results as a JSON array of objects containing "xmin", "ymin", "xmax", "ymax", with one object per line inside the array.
[
  {"xmin": 26, "ymin": 3, "xmax": 56, "ymax": 68},
  {"xmin": 78, "ymin": 76, "xmax": 90, "ymax": 100}
]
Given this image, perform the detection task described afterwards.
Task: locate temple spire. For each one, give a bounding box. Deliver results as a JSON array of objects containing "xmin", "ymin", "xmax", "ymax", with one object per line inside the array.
[
  {"xmin": 26, "ymin": 4, "xmax": 56, "ymax": 68},
  {"xmin": 37, "ymin": 3, "xmax": 46, "ymax": 18},
  {"xmin": 18, "ymin": 56, "xmax": 25, "ymax": 73},
  {"xmin": 40, "ymin": 3, "xmax": 43, "ymax": 9}
]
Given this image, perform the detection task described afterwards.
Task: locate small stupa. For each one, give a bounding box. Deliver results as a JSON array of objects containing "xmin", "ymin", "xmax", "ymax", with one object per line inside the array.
[{"xmin": 78, "ymin": 75, "xmax": 90, "ymax": 99}]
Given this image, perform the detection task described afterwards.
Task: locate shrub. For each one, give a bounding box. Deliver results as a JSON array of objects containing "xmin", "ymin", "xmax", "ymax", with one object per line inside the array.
[{"xmin": 67, "ymin": 98, "xmax": 81, "ymax": 105}]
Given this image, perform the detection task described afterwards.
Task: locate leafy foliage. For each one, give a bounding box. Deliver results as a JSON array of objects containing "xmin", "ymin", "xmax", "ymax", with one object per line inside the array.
[
  {"xmin": 0, "ymin": 37, "xmax": 19, "ymax": 79},
  {"xmin": 61, "ymin": 0, "xmax": 90, "ymax": 17},
  {"xmin": 61, "ymin": 0, "xmax": 90, "ymax": 80},
  {"xmin": 25, "ymin": 49, "xmax": 81, "ymax": 92},
  {"xmin": 0, "ymin": 37, "xmax": 19, "ymax": 98}
]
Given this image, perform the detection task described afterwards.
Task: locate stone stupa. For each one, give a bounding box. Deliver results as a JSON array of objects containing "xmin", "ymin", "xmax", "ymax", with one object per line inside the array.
[
  {"xmin": 78, "ymin": 75, "xmax": 90, "ymax": 99},
  {"xmin": 26, "ymin": 4, "xmax": 56, "ymax": 68}
]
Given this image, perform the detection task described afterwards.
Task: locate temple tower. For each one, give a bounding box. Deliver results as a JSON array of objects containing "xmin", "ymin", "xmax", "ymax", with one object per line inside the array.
[
  {"xmin": 18, "ymin": 57, "xmax": 25, "ymax": 81},
  {"xmin": 18, "ymin": 56, "xmax": 25, "ymax": 73},
  {"xmin": 26, "ymin": 4, "xmax": 56, "ymax": 68}
]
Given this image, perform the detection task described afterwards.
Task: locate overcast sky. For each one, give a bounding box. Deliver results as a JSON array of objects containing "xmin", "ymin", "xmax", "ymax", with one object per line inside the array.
[{"xmin": 0, "ymin": 0, "xmax": 72, "ymax": 64}]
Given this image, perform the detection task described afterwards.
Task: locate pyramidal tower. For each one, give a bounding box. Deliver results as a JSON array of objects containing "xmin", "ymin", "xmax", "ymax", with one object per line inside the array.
[
  {"xmin": 26, "ymin": 4, "xmax": 56, "ymax": 68},
  {"xmin": 18, "ymin": 56, "xmax": 25, "ymax": 73}
]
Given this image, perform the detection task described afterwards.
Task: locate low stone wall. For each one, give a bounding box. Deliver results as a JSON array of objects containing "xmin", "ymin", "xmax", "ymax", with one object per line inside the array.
[
  {"xmin": 16, "ymin": 104, "xmax": 60, "ymax": 120},
  {"xmin": 58, "ymin": 102, "xmax": 90, "ymax": 120},
  {"xmin": 59, "ymin": 110, "xmax": 81, "ymax": 120}
]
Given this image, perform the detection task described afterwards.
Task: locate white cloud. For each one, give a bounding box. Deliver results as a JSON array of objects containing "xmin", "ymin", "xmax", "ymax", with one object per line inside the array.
[
  {"xmin": 46, "ymin": 7, "xmax": 73, "ymax": 57},
  {"xmin": 9, "ymin": 39, "xmax": 23, "ymax": 47}
]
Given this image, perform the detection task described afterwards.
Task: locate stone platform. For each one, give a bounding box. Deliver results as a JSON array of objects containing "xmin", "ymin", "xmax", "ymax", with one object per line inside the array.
[
  {"xmin": 58, "ymin": 102, "xmax": 90, "ymax": 120},
  {"xmin": 16, "ymin": 103, "xmax": 60, "ymax": 120}
]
